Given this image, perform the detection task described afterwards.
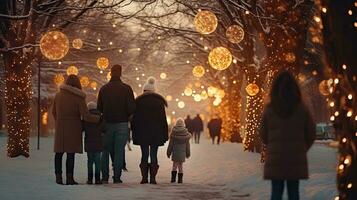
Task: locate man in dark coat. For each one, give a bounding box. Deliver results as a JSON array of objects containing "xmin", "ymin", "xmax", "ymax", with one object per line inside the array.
[
  {"xmin": 131, "ymin": 77, "xmax": 168, "ymax": 184},
  {"xmin": 207, "ymin": 117, "xmax": 222, "ymax": 145},
  {"xmin": 184, "ymin": 115, "xmax": 193, "ymax": 143},
  {"xmin": 192, "ymin": 114, "xmax": 204, "ymax": 144},
  {"xmin": 97, "ymin": 64, "xmax": 135, "ymax": 184}
]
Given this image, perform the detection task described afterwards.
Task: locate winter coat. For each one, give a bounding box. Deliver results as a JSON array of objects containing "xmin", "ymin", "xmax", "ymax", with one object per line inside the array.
[
  {"xmin": 207, "ymin": 118, "xmax": 222, "ymax": 137},
  {"xmin": 97, "ymin": 77, "xmax": 135, "ymax": 123},
  {"xmin": 259, "ymin": 103, "xmax": 316, "ymax": 180},
  {"xmin": 167, "ymin": 126, "xmax": 191, "ymax": 162},
  {"xmin": 52, "ymin": 85, "xmax": 100, "ymax": 153},
  {"xmin": 192, "ymin": 116, "xmax": 204, "ymax": 132},
  {"xmin": 131, "ymin": 92, "xmax": 168, "ymax": 146},
  {"xmin": 184, "ymin": 117, "xmax": 194, "ymax": 133},
  {"xmin": 83, "ymin": 109, "xmax": 105, "ymax": 153}
]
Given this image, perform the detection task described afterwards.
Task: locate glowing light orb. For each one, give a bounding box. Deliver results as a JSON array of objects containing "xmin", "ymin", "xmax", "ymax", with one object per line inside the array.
[
  {"xmin": 319, "ymin": 80, "xmax": 330, "ymax": 96},
  {"xmin": 208, "ymin": 47, "xmax": 232, "ymax": 71},
  {"xmin": 97, "ymin": 57, "xmax": 109, "ymax": 70},
  {"xmin": 215, "ymin": 89, "xmax": 225, "ymax": 99},
  {"xmin": 194, "ymin": 82, "xmax": 201, "ymax": 88},
  {"xmin": 207, "ymin": 86, "xmax": 218, "ymax": 97},
  {"xmin": 285, "ymin": 52, "xmax": 296, "ymax": 63},
  {"xmin": 213, "ymin": 98, "xmax": 222, "ymax": 106},
  {"xmin": 226, "ymin": 25, "xmax": 244, "ymax": 44},
  {"xmin": 106, "ymin": 72, "xmax": 111, "ymax": 82},
  {"xmin": 72, "ymin": 38, "xmax": 83, "ymax": 49},
  {"xmin": 90, "ymin": 81, "xmax": 98, "ymax": 90},
  {"xmin": 166, "ymin": 95, "xmax": 173, "ymax": 101},
  {"xmin": 192, "ymin": 65, "xmax": 205, "ymax": 78},
  {"xmin": 80, "ymin": 76, "xmax": 90, "ymax": 88},
  {"xmin": 40, "ymin": 31, "xmax": 69, "ymax": 60},
  {"xmin": 201, "ymin": 90, "xmax": 208, "ymax": 100},
  {"xmin": 160, "ymin": 72, "xmax": 167, "ymax": 79},
  {"xmin": 194, "ymin": 10, "xmax": 218, "ymax": 34},
  {"xmin": 178, "ymin": 101, "xmax": 185, "ymax": 109},
  {"xmin": 194, "ymin": 94, "xmax": 202, "ymax": 102},
  {"xmin": 66, "ymin": 65, "xmax": 79, "ymax": 75},
  {"xmin": 245, "ymin": 83, "xmax": 260, "ymax": 96},
  {"xmin": 184, "ymin": 87, "xmax": 193, "ymax": 96},
  {"xmin": 54, "ymin": 74, "xmax": 65, "ymax": 86}
]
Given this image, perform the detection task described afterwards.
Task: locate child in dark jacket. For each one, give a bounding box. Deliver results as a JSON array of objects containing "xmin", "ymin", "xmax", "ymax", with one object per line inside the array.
[
  {"xmin": 83, "ymin": 102, "xmax": 104, "ymax": 184},
  {"xmin": 167, "ymin": 118, "xmax": 191, "ymax": 183}
]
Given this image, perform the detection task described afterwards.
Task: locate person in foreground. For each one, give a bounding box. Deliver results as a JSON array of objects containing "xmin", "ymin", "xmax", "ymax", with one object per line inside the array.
[
  {"xmin": 167, "ymin": 118, "xmax": 191, "ymax": 183},
  {"xmin": 97, "ymin": 64, "xmax": 136, "ymax": 184},
  {"xmin": 259, "ymin": 71, "xmax": 316, "ymax": 200},
  {"xmin": 52, "ymin": 75, "xmax": 100, "ymax": 185}
]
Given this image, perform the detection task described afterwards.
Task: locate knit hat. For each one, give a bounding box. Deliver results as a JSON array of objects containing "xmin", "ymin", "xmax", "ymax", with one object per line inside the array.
[
  {"xmin": 87, "ymin": 101, "xmax": 97, "ymax": 110},
  {"xmin": 175, "ymin": 118, "xmax": 186, "ymax": 128},
  {"xmin": 143, "ymin": 76, "xmax": 156, "ymax": 92}
]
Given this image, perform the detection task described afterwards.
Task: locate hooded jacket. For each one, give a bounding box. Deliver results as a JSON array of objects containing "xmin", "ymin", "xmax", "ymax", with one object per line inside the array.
[{"xmin": 167, "ymin": 125, "xmax": 191, "ymax": 162}]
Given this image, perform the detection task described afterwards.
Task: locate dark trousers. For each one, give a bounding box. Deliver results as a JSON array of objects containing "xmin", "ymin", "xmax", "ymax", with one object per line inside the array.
[
  {"xmin": 194, "ymin": 132, "xmax": 201, "ymax": 144},
  {"xmin": 211, "ymin": 135, "xmax": 221, "ymax": 144},
  {"xmin": 271, "ymin": 180, "xmax": 299, "ymax": 200},
  {"xmin": 140, "ymin": 145, "xmax": 158, "ymax": 165},
  {"xmin": 87, "ymin": 152, "xmax": 101, "ymax": 177},
  {"xmin": 55, "ymin": 153, "xmax": 75, "ymax": 175}
]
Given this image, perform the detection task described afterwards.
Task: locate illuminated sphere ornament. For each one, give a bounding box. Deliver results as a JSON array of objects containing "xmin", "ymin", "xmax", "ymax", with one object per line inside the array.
[
  {"xmin": 166, "ymin": 95, "xmax": 173, "ymax": 102},
  {"xmin": 66, "ymin": 66, "xmax": 79, "ymax": 75},
  {"xmin": 178, "ymin": 101, "xmax": 185, "ymax": 109},
  {"xmin": 208, "ymin": 47, "xmax": 232, "ymax": 71},
  {"xmin": 285, "ymin": 52, "xmax": 296, "ymax": 63},
  {"xmin": 40, "ymin": 31, "xmax": 69, "ymax": 60},
  {"xmin": 160, "ymin": 72, "xmax": 167, "ymax": 79},
  {"xmin": 213, "ymin": 98, "xmax": 222, "ymax": 106},
  {"xmin": 215, "ymin": 89, "xmax": 225, "ymax": 99},
  {"xmin": 72, "ymin": 38, "xmax": 83, "ymax": 49},
  {"xmin": 90, "ymin": 81, "xmax": 98, "ymax": 90},
  {"xmin": 80, "ymin": 76, "xmax": 90, "ymax": 88},
  {"xmin": 226, "ymin": 25, "xmax": 244, "ymax": 44},
  {"xmin": 106, "ymin": 72, "xmax": 112, "ymax": 82},
  {"xmin": 201, "ymin": 90, "xmax": 208, "ymax": 100},
  {"xmin": 194, "ymin": 10, "xmax": 218, "ymax": 34},
  {"xmin": 207, "ymin": 86, "xmax": 218, "ymax": 97},
  {"xmin": 245, "ymin": 83, "xmax": 260, "ymax": 96},
  {"xmin": 319, "ymin": 80, "xmax": 330, "ymax": 96},
  {"xmin": 96, "ymin": 57, "xmax": 109, "ymax": 70},
  {"xmin": 194, "ymin": 94, "xmax": 202, "ymax": 102},
  {"xmin": 184, "ymin": 87, "xmax": 193, "ymax": 96},
  {"xmin": 54, "ymin": 74, "xmax": 65, "ymax": 86},
  {"xmin": 192, "ymin": 65, "xmax": 205, "ymax": 78}
]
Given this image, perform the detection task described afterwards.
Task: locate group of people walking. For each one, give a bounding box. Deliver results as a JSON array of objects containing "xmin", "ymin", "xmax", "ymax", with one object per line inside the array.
[{"xmin": 52, "ymin": 64, "xmax": 316, "ymax": 200}]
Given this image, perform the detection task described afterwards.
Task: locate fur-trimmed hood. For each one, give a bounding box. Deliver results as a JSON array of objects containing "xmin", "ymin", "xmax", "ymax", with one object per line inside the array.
[
  {"xmin": 60, "ymin": 84, "xmax": 86, "ymax": 99},
  {"xmin": 136, "ymin": 91, "xmax": 168, "ymax": 107},
  {"xmin": 170, "ymin": 126, "xmax": 191, "ymax": 142}
]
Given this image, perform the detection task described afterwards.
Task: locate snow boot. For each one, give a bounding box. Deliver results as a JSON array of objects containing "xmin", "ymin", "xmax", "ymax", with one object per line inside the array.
[
  {"xmin": 171, "ymin": 171, "xmax": 177, "ymax": 183},
  {"xmin": 87, "ymin": 173, "xmax": 93, "ymax": 184},
  {"xmin": 101, "ymin": 178, "xmax": 109, "ymax": 184},
  {"xmin": 178, "ymin": 173, "xmax": 183, "ymax": 183},
  {"xmin": 149, "ymin": 164, "xmax": 159, "ymax": 184},
  {"xmin": 139, "ymin": 163, "xmax": 149, "ymax": 184},
  {"xmin": 55, "ymin": 174, "xmax": 63, "ymax": 185},
  {"xmin": 95, "ymin": 173, "xmax": 102, "ymax": 185},
  {"xmin": 66, "ymin": 174, "xmax": 78, "ymax": 185}
]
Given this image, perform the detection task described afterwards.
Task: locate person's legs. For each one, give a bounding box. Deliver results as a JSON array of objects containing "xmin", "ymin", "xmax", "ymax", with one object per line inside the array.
[
  {"xmin": 211, "ymin": 136, "xmax": 215, "ymax": 144},
  {"xmin": 94, "ymin": 152, "xmax": 102, "ymax": 184},
  {"xmin": 171, "ymin": 162, "xmax": 178, "ymax": 183},
  {"xmin": 271, "ymin": 180, "xmax": 284, "ymax": 200},
  {"xmin": 87, "ymin": 153, "xmax": 94, "ymax": 183},
  {"xmin": 149, "ymin": 145, "xmax": 159, "ymax": 165},
  {"xmin": 287, "ymin": 180, "xmax": 299, "ymax": 200},
  {"xmin": 54, "ymin": 153, "xmax": 64, "ymax": 184},
  {"xmin": 123, "ymin": 147, "xmax": 127, "ymax": 171},
  {"xmin": 197, "ymin": 132, "xmax": 201, "ymax": 144},
  {"xmin": 113, "ymin": 122, "xmax": 129, "ymax": 183},
  {"xmin": 177, "ymin": 162, "xmax": 184, "ymax": 183},
  {"xmin": 102, "ymin": 124, "xmax": 114, "ymax": 182},
  {"xmin": 139, "ymin": 145, "xmax": 150, "ymax": 184},
  {"xmin": 194, "ymin": 132, "xmax": 197, "ymax": 143},
  {"xmin": 140, "ymin": 145, "xmax": 149, "ymax": 164},
  {"xmin": 217, "ymin": 134, "xmax": 221, "ymax": 145},
  {"xmin": 65, "ymin": 153, "xmax": 77, "ymax": 185}
]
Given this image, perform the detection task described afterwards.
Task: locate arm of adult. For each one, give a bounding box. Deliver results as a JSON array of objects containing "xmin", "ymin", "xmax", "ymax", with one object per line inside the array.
[
  {"xmin": 186, "ymin": 140, "xmax": 191, "ymax": 158},
  {"xmin": 161, "ymin": 105, "xmax": 169, "ymax": 142},
  {"xmin": 259, "ymin": 108, "xmax": 269, "ymax": 145},
  {"xmin": 126, "ymin": 86, "xmax": 136, "ymax": 121},
  {"xmin": 305, "ymin": 109, "xmax": 316, "ymax": 150},
  {"xmin": 79, "ymin": 98, "xmax": 100, "ymax": 123},
  {"xmin": 167, "ymin": 139, "xmax": 173, "ymax": 158}
]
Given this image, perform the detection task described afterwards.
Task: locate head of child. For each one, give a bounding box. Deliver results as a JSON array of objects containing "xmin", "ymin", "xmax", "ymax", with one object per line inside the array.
[
  {"xmin": 87, "ymin": 101, "xmax": 97, "ymax": 111},
  {"xmin": 174, "ymin": 118, "xmax": 186, "ymax": 128}
]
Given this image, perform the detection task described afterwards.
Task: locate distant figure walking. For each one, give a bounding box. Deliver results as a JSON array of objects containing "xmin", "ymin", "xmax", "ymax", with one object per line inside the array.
[
  {"xmin": 167, "ymin": 118, "xmax": 191, "ymax": 183},
  {"xmin": 132, "ymin": 77, "xmax": 168, "ymax": 184},
  {"xmin": 207, "ymin": 116, "xmax": 222, "ymax": 145},
  {"xmin": 184, "ymin": 115, "xmax": 194, "ymax": 143},
  {"xmin": 259, "ymin": 71, "xmax": 316, "ymax": 200},
  {"xmin": 192, "ymin": 114, "xmax": 204, "ymax": 144},
  {"xmin": 97, "ymin": 64, "xmax": 136, "ymax": 184},
  {"xmin": 52, "ymin": 75, "xmax": 100, "ymax": 185}
]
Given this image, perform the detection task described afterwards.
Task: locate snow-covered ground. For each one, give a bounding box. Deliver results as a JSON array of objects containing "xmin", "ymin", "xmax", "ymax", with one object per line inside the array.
[{"xmin": 0, "ymin": 136, "xmax": 337, "ymax": 200}]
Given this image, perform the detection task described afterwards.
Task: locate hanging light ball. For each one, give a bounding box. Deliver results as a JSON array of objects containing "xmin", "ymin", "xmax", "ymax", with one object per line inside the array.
[
  {"xmin": 166, "ymin": 95, "xmax": 173, "ymax": 102},
  {"xmin": 207, "ymin": 86, "xmax": 218, "ymax": 97},
  {"xmin": 178, "ymin": 101, "xmax": 185, "ymax": 109},
  {"xmin": 160, "ymin": 72, "xmax": 167, "ymax": 79},
  {"xmin": 285, "ymin": 52, "xmax": 296, "ymax": 63},
  {"xmin": 215, "ymin": 89, "xmax": 225, "ymax": 99},
  {"xmin": 208, "ymin": 47, "xmax": 232, "ymax": 71},
  {"xmin": 72, "ymin": 38, "xmax": 83, "ymax": 49},
  {"xmin": 226, "ymin": 25, "xmax": 244, "ymax": 44},
  {"xmin": 40, "ymin": 31, "xmax": 69, "ymax": 60},
  {"xmin": 194, "ymin": 10, "xmax": 218, "ymax": 34},
  {"xmin": 192, "ymin": 65, "xmax": 205, "ymax": 78},
  {"xmin": 66, "ymin": 65, "xmax": 79, "ymax": 75},
  {"xmin": 184, "ymin": 87, "xmax": 193, "ymax": 96},
  {"xmin": 194, "ymin": 94, "xmax": 202, "ymax": 102},
  {"xmin": 213, "ymin": 98, "xmax": 222, "ymax": 106},
  {"xmin": 245, "ymin": 83, "xmax": 260, "ymax": 96},
  {"xmin": 201, "ymin": 90, "xmax": 208, "ymax": 100},
  {"xmin": 90, "ymin": 81, "xmax": 98, "ymax": 91},
  {"xmin": 80, "ymin": 76, "xmax": 90, "ymax": 88},
  {"xmin": 96, "ymin": 57, "xmax": 109, "ymax": 70},
  {"xmin": 53, "ymin": 74, "xmax": 65, "ymax": 86},
  {"xmin": 319, "ymin": 80, "xmax": 330, "ymax": 96}
]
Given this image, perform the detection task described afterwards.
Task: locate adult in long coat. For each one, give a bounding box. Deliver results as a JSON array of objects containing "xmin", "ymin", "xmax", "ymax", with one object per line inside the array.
[
  {"xmin": 207, "ymin": 117, "xmax": 222, "ymax": 144},
  {"xmin": 192, "ymin": 114, "xmax": 204, "ymax": 144},
  {"xmin": 52, "ymin": 75, "xmax": 99, "ymax": 185},
  {"xmin": 259, "ymin": 71, "xmax": 316, "ymax": 200},
  {"xmin": 131, "ymin": 77, "xmax": 168, "ymax": 184}
]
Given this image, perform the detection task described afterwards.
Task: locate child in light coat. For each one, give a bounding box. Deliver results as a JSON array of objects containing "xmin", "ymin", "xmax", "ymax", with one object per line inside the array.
[{"xmin": 167, "ymin": 118, "xmax": 191, "ymax": 183}]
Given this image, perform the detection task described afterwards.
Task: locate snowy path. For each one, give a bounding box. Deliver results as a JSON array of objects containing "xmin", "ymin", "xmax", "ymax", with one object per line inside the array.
[{"xmin": 0, "ymin": 136, "xmax": 337, "ymax": 200}]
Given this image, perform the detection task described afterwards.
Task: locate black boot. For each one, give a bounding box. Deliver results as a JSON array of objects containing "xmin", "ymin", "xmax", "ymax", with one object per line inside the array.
[
  {"xmin": 95, "ymin": 173, "xmax": 102, "ymax": 185},
  {"xmin": 87, "ymin": 173, "xmax": 93, "ymax": 184},
  {"xmin": 55, "ymin": 174, "xmax": 63, "ymax": 185},
  {"xmin": 139, "ymin": 163, "xmax": 149, "ymax": 184},
  {"xmin": 149, "ymin": 164, "xmax": 159, "ymax": 184},
  {"xmin": 66, "ymin": 174, "xmax": 78, "ymax": 185},
  {"xmin": 178, "ymin": 173, "xmax": 183, "ymax": 183},
  {"xmin": 171, "ymin": 171, "xmax": 177, "ymax": 183}
]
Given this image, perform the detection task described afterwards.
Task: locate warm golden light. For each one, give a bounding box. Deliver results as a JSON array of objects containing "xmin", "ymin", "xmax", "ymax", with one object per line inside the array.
[
  {"xmin": 90, "ymin": 81, "xmax": 98, "ymax": 90},
  {"xmin": 80, "ymin": 76, "xmax": 90, "ymax": 88},
  {"xmin": 96, "ymin": 57, "xmax": 109, "ymax": 70},
  {"xmin": 166, "ymin": 95, "xmax": 173, "ymax": 101},
  {"xmin": 40, "ymin": 31, "xmax": 69, "ymax": 60},
  {"xmin": 184, "ymin": 87, "xmax": 193, "ymax": 96},
  {"xmin": 245, "ymin": 83, "xmax": 260, "ymax": 96},
  {"xmin": 226, "ymin": 25, "xmax": 244, "ymax": 44},
  {"xmin": 160, "ymin": 72, "xmax": 167, "ymax": 79},
  {"xmin": 72, "ymin": 38, "xmax": 83, "ymax": 49},
  {"xmin": 178, "ymin": 101, "xmax": 185, "ymax": 109},
  {"xmin": 208, "ymin": 47, "xmax": 232, "ymax": 71},
  {"xmin": 285, "ymin": 52, "xmax": 296, "ymax": 63},
  {"xmin": 192, "ymin": 65, "xmax": 205, "ymax": 78},
  {"xmin": 66, "ymin": 66, "xmax": 79, "ymax": 75},
  {"xmin": 53, "ymin": 74, "xmax": 65, "ymax": 86},
  {"xmin": 194, "ymin": 10, "xmax": 218, "ymax": 34},
  {"xmin": 319, "ymin": 80, "xmax": 330, "ymax": 96}
]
